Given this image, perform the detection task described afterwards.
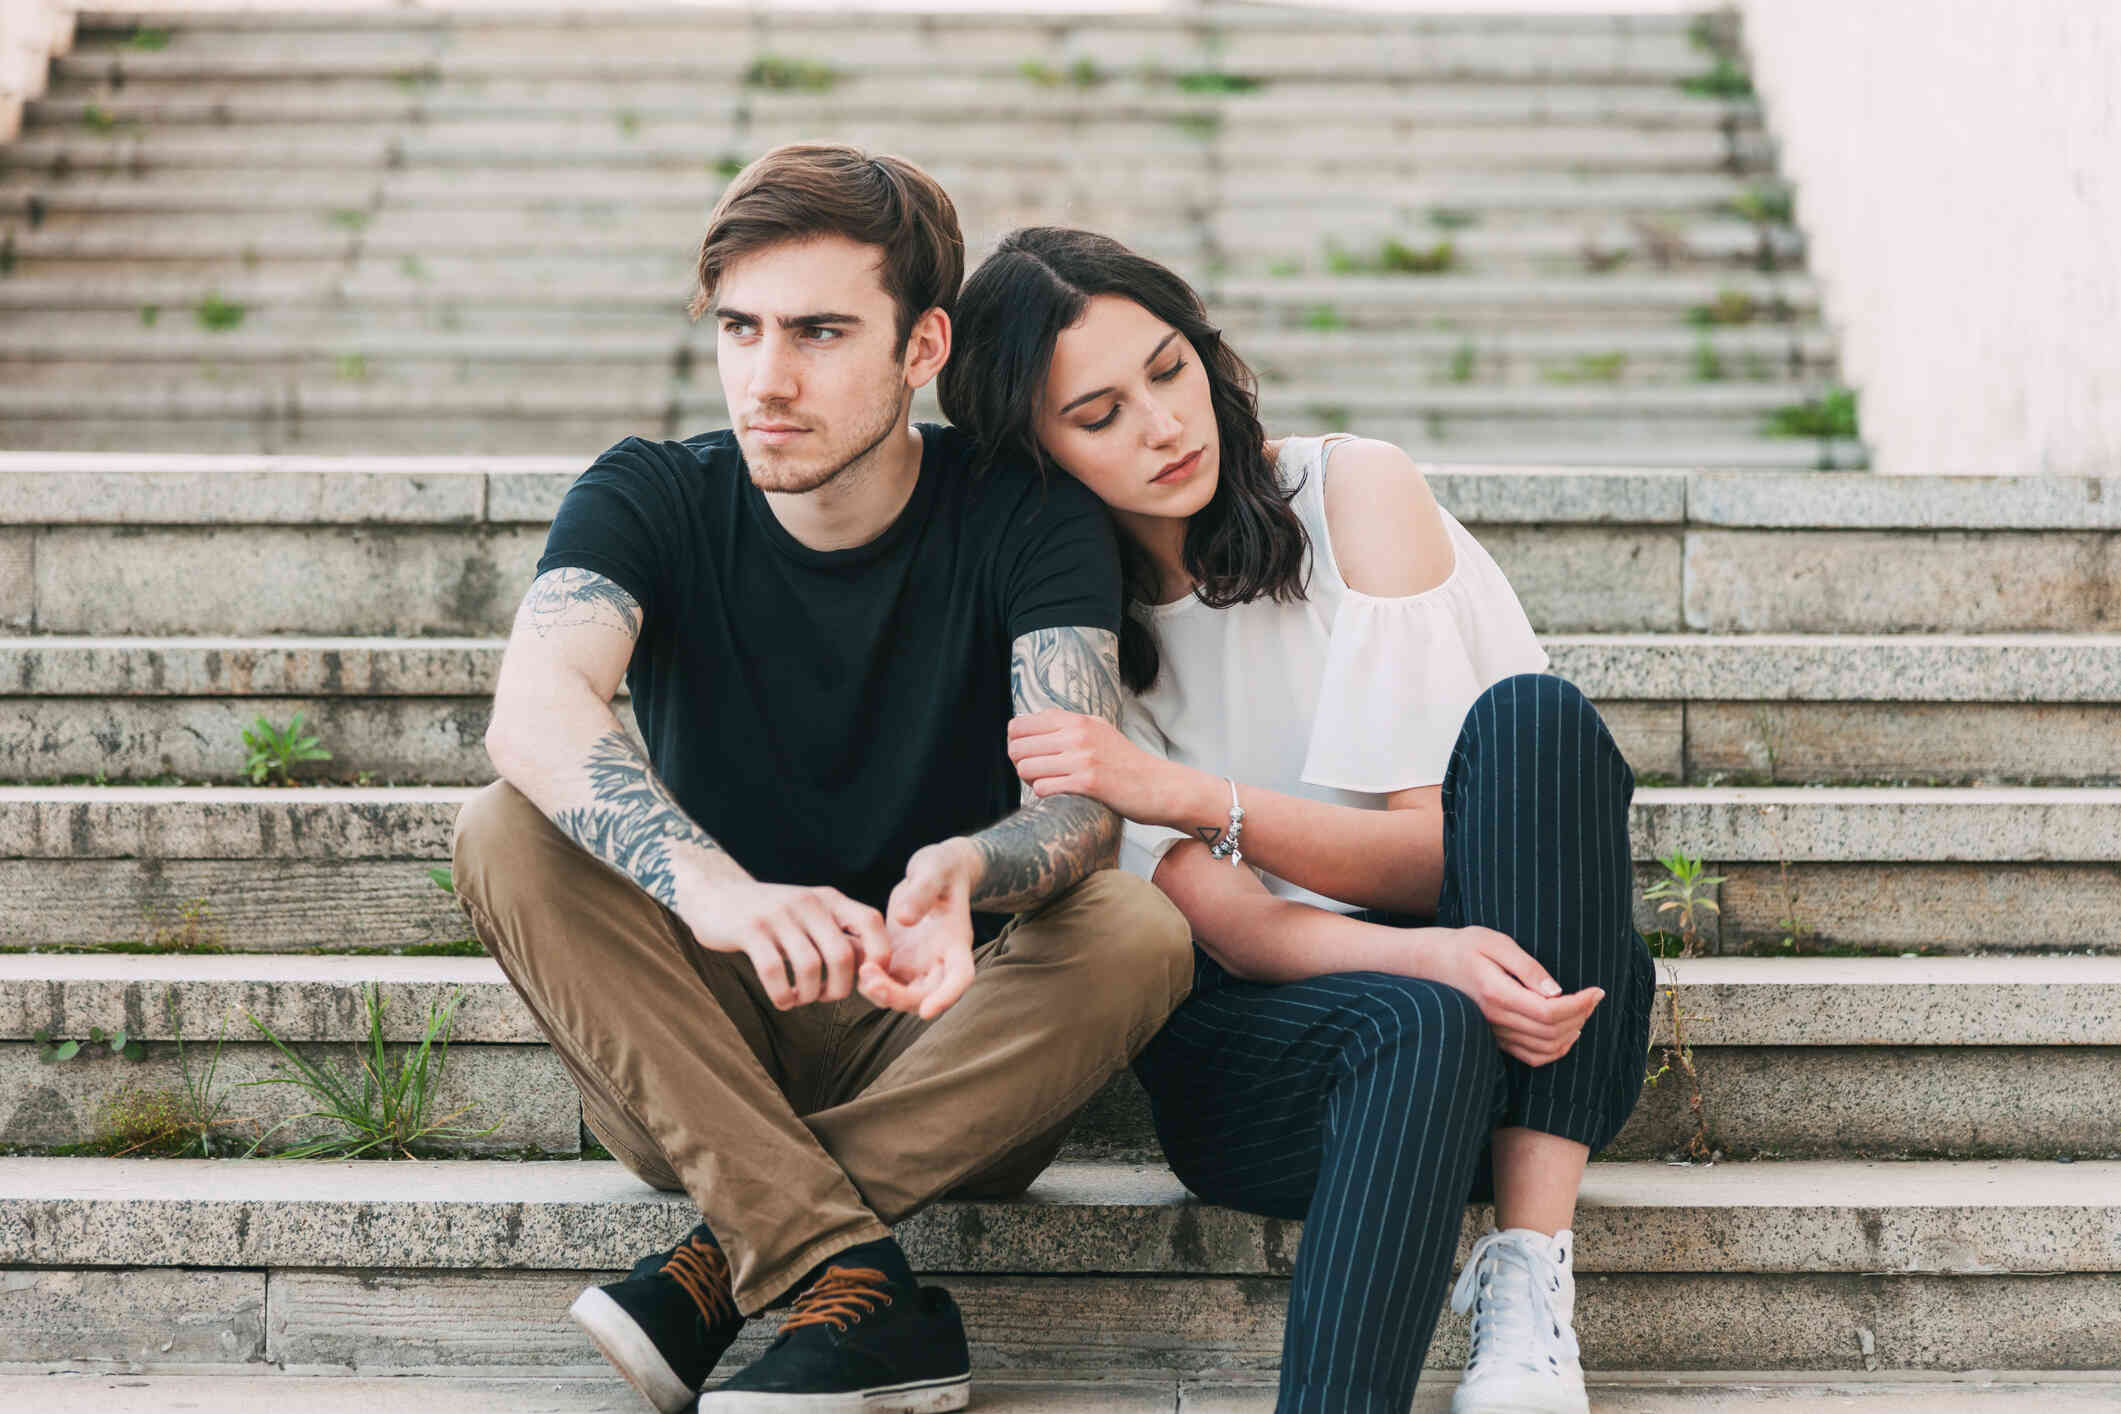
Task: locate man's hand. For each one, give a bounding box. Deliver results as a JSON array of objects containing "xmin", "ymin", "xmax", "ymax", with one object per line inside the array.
[
  {"xmin": 861, "ymin": 839, "xmax": 980, "ymax": 1020},
  {"xmin": 677, "ymin": 878, "xmax": 889, "ymax": 1011}
]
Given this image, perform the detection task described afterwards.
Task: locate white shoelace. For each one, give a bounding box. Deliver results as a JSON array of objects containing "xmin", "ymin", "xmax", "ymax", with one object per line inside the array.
[{"xmin": 1448, "ymin": 1229, "xmax": 1577, "ymax": 1378}]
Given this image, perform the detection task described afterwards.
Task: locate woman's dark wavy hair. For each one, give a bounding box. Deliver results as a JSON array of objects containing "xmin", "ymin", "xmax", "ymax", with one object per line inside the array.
[{"xmin": 938, "ymin": 227, "xmax": 1310, "ymax": 694}]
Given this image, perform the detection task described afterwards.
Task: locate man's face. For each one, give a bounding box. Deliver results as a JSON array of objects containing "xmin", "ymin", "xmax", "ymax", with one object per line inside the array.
[{"xmin": 710, "ymin": 234, "xmax": 913, "ymax": 494}]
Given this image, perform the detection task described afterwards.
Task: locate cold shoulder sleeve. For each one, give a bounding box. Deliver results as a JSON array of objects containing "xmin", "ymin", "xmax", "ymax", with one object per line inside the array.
[{"xmin": 1299, "ymin": 511, "xmax": 1549, "ymax": 793}]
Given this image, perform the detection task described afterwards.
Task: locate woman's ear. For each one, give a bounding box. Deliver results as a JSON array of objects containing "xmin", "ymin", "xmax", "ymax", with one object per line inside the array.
[{"xmin": 903, "ymin": 306, "xmax": 952, "ymax": 390}]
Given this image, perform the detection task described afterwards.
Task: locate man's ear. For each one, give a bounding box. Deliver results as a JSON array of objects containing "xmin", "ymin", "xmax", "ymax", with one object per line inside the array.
[{"xmin": 902, "ymin": 306, "xmax": 952, "ymax": 391}]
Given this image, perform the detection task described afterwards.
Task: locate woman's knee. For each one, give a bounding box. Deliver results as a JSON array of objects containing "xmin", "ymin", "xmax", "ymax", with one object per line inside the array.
[{"xmin": 1454, "ymin": 673, "xmax": 1633, "ymax": 799}]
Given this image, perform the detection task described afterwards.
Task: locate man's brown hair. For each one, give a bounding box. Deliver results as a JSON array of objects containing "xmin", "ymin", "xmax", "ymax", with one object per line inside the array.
[{"xmin": 689, "ymin": 143, "xmax": 965, "ymax": 351}]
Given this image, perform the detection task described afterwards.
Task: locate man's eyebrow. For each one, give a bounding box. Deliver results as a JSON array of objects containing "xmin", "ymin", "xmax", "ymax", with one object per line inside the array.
[
  {"xmin": 1057, "ymin": 330, "xmax": 1182, "ymax": 415},
  {"xmin": 708, "ymin": 307, "xmax": 865, "ymax": 329}
]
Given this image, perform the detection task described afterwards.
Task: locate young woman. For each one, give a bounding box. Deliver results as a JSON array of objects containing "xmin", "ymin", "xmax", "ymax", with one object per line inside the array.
[{"xmin": 937, "ymin": 227, "xmax": 1656, "ymax": 1414}]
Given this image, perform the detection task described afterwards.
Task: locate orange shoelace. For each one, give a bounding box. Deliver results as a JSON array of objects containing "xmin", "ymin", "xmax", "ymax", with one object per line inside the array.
[
  {"xmin": 778, "ymin": 1266, "xmax": 896, "ymax": 1334},
  {"xmin": 660, "ymin": 1234, "xmax": 737, "ymax": 1328}
]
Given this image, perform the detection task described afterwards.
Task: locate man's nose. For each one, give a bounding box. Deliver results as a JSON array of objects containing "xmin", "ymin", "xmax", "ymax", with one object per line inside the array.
[{"xmin": 748, "ymin": 336, "xmax": 799, "ymax": 404}]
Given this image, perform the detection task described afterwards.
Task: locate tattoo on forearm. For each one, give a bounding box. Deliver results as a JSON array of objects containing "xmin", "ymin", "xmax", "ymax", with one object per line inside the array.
[
  {"xmin": 548, "ymin": 729, "xmax": 723, "ymax": 909},
  {"xmin": 968, "ymin": 795, "xmax": 1120, "ymax": 913},
  {"xmin": 520, "ymin": 568, "xmax": 642, "ymax": 640},
  {"xmin": 1194, "ymin": 824, "xmax": 1223, "ymax": 850},
  {"xmin": 968, "ymin": 627, "xmax": 1126, "ymax": 911}
]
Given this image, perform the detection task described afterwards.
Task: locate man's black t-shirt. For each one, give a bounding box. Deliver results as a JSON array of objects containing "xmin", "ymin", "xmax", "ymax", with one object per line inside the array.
[{"xmin": 534, "ymin": 422, "xmax": 1122, "ymax": 935}]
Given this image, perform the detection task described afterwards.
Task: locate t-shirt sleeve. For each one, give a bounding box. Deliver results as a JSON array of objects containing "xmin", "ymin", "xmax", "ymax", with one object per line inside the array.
[
  {"xmin": 997, "ymin": 474, "xmax": 1125, "ymax": 643},
  {"xmin": 534, "ymin": 437, "xmax": 685, "ymax": 626}
]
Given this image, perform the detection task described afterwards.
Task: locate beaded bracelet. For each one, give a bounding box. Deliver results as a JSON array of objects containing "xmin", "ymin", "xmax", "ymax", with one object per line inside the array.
[{"xmin": 1206, "ymin": 776, "xmax": 1245, "ymax": 868}]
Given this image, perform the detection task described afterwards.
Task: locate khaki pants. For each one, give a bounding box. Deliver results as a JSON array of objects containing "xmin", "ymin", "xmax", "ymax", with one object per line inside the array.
[{"xmin": 450, "ymin": 780, "xmax": 1193, "ymax": 1314}]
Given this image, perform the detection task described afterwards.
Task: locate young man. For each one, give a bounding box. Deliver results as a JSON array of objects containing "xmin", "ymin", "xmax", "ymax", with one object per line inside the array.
[{"xmin": 449, "ymin": 144, "xmax": 1194, "ymax": 1413}]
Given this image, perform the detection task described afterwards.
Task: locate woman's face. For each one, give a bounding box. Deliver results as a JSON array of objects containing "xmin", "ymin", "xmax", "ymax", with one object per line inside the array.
[{"xmin": 1036, "ymin": 294, "xmax": 1221, "ymax": 523}]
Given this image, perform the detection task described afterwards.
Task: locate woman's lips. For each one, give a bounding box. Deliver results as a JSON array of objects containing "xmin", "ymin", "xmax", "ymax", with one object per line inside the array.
[{"xmin": 1151, "ymin": 449, "xmax": 1202, "ymax": 485}]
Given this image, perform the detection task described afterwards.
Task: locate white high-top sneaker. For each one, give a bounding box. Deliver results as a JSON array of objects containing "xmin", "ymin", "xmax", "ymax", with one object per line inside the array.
[{"xmin": 1447, "ymin": 1226, "xmax": 1589, "ymax": 1414}]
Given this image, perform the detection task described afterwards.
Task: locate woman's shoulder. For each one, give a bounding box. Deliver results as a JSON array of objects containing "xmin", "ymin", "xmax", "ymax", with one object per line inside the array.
[{"xmin": 1313, "ymin": 436, "xmax": 1458, "ymax": 599}]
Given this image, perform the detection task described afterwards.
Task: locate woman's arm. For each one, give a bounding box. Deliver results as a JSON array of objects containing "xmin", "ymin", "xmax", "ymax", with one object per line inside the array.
[
  {"xmin": 1161, "ymin": 772, "xmax": 1445, "ymax": 917},
  {"xmin": 1150, "ymin": 834, "xmax": 1455, "ymax": 983}
]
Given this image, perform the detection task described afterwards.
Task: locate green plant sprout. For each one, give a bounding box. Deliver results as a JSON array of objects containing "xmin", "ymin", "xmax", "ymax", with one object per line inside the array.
[
  {"xmin": 197, "ymin": 293, "xmax": 246, "ymax": 332},
  {"xmin": 35, "ymin": 1024, "xmax": 147, "ymax": 1065},
  {"xmin": 744, "ymin": 56, "xmax": 841, "ymax": 92},
  {"xmin": 1764, "ymin": 386, "xmax": 1859, "ymax": 438},
  {"xmin": 242, "ymin": 711, "xmax": 332, "ymax": 785}
]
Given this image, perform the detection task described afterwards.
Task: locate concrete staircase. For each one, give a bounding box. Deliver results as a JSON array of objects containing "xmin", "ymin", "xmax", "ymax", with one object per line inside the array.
[
  {"xmin": 0, "ymin": 6, "xmax": 1861, "ymax": 466},
  {"xmin": 3, "ymin": 4, "xmax": 2119, "ymax": 1408}
]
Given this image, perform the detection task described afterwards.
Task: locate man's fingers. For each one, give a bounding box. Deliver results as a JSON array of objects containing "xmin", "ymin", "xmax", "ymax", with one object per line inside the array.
[
  {"xmin": 742, "ymin": 938, "xmax": 796, "ymax": 1010},
  {"xmin": 767, "ymin": 922, "xmax": 824, "ymax": 1007},
  {"xmin": 791, "ymin": 895, "xmax": 855, "ymax": 999},
  {"xmin": 919, "ymin": 946, "xmax": 977, "ymax": 1021},
  {"xmin": 829, "ymin": 895, "xmax": 890, "ymax": 968}
]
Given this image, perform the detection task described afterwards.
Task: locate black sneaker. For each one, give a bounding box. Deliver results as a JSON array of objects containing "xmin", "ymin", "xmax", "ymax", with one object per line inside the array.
[
  {"xmin": 571, "ymin": 1221, "xmax": 746, "ymax": 1413},
  {"xmin": 698, "ymin": 1238, "xmax": 970, "ymax": 1412}
]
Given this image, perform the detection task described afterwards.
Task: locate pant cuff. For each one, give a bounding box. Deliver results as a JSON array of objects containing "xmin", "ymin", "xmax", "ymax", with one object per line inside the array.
[{"xmin": 734, "ymin": 1218, "xmax": 895, "ymax": 1317}]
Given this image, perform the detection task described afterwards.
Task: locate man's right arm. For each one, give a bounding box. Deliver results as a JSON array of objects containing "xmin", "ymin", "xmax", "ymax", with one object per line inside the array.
[
  {"xmin": 484, "ymin": 567, "xmax": 744, "ymax": 913},
  {"xmin": 483, "ymin": 568, "xmax": 886, "ymax": 1007}
]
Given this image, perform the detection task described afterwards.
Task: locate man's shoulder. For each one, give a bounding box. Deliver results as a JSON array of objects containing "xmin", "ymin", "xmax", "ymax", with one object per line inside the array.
[
  {"xmin": 926, "ymin": 423, "xmax": 1105, "ymax": 526},
  {"xmin": 574, "ymin": 430, "xmax": 739, "ymax": 506}
]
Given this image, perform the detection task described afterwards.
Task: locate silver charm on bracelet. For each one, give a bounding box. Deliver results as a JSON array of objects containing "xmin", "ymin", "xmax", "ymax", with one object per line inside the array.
[{"xmin": 1207, "ymin": 776, "xmax": 1246, "ymax": 867}]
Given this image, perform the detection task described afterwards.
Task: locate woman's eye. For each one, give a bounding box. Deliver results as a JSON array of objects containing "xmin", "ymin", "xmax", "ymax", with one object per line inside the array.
[
  {"xmin": 1082, "ymin": 406, "xmax": 1120, "ymax": 432},
  {"xmin": 1153, "ymin": 359, "xmax": 1186, "ymax": 383}
]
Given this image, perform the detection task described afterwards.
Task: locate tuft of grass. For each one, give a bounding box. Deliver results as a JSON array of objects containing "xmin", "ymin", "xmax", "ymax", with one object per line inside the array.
[
  {"xmin": 744, "ymin": 55, "xmax": 841, "ymax": 92},
  {"xmin": 1265, "ymin": 257, "xmax": 1301, "ymax": 278},
  {"xmin": 1687, "ymin": 289, "xmax": 1758, "ymax": 327},
  {"xmin": 1692, "ymin": 335, "xmax": 1726, "ymax": 382},
  {"xmin": 615, "ymin": 109, "xmax": 641, "ymax": 138},
  {"xmin": 1447, "ymin": 342, "xmax": 1477, "ymax": 383},
  {"xmin": 1730, "ymin": 184, "xmax": 1794, "ymax": 224},
  {"xmin": 398, "ymin": 254, "xmax": 426, "ymax": 280},
  {"xmin": 1308, "ymin": 403, "xmax": 1352, "ymax": 433},
  {"xmin": 196, "ymin": 293, "xmax": 245, "ymax": 332},
  {"xmin": 1068, "ymin": 57, "xmax": 1105, "ymax": 88},
  {"xmin": 1018, "ymin": 59, "xmax": 1060, "ymax": 86},
  {"xmin": 1173, "ymin": 113, "xmax": 1220, "ymax": 140},
  {"xmin": 713, "ymin": 154, "xmax": 748, "ymax": 180},
  {"xmin": 1174, "ymin": 71, "xmax": 1262, "ymax": 96},
  {"xmin": 1544, "ymin": 351, "xmax": 1629, "ymax": 384},
  {"xmin": 1304, "ymin": 304, "xmax": 1345, "ymax": 332},
  {"xmin": 1379, "ymin": 238, "xmax": 1454, "ymax": 275},
  {"xmin": 327, "ymin": 208, "xmax": 371, "ymax": 232},
  {"xmin": 237, "ymin": 982, "xmax": 503, "ymax": 1159},
  {"xmin": 335, "ymin": 353, "xmax": 370, "ymax": 381},
  {"xmin": 1764, "ymin": 385, "xmax": 1859, "ymax": 438},
  {"xmin": 82, "ymin": 104, "xmax": 117, "ymax": 135},
  {"xmin": 390, "ymin": 68, "xmax": 434, "ymax": 93},
  {"xmin": 127, "ymin": 26, "xmax": 172, "ymax": 52},
  {"xmin": 1427, "ymin": 207, "xmax": 1479, "ymax": 232},
  {"xmin": 1679, "ymin": 57, "xmax": 1754, "ymax": 99},
  {"xmin": 143, "ymin": 896, "xmax": 219, "ymax": 952}
]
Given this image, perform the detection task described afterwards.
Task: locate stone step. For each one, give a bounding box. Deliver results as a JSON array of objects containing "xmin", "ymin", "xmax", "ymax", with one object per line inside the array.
[
  {"xmin": 0, "ymin": 324, "xmax": 1834, "ymax": 384},
  {"xmin": 54, "ymin": 23, "xmax": 1712, "ymax": 85},
  {"xmin": 5, "ymin": 955, "xmax": 2118, "ymax": 1163},
  {"xmin": 5, "ymin": 1155, "xmax": 2119, "ymax": 1374},
  {"xmin": 0, "ymin": 216, "xmax": 1807, "ymax": 280},
  {"xmin": 1, "ymin": 634, "xmax": 2111, "ymax": 789},
  {"xmin": 11, "ymin": 462, "xmax": 2114, "ymax": 637},
  {"xmin": 0, "ymin": 786, "xmax": 2114, "ymax": 956},
  {"xmin": 10, "ymin": 1373, "xmax": 2121, "ymax": 1414},
  {"xmin": 28, "ymin": 81, "xmax": 1767, "ymax": 133},
  {"xmin": 0, "ymin": 172, "xmax": 1789, "ymax": 226},
  {"xmin": 1, "ymin": 125, "xmax": 1774, "ymax": 178},
  {"xmin": 0, "ymin": 384, "xmax": 1832, "ymax": 452},
  {"xmin": 0, "ymin": 270, "xmax": 1822, "ymax": 326}
]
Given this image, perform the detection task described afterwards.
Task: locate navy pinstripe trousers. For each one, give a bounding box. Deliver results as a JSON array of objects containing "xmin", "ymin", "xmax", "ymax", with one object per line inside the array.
[{"xmin": 1132, "ymin": 674, "xmax": 1657, "ymax": 1413}]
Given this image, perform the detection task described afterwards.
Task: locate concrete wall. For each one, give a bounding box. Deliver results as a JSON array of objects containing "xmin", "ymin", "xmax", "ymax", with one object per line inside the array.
[{"xmin": 1739, "ymin": 0, "xmax": 2121, "ymax": 477}]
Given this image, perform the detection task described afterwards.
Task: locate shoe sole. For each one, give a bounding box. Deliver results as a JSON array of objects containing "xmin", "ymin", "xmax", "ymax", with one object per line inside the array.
[
  {"xmin": 695, "ymin": 1372, "xmax": 970, "ymax": 1411},
  {"xmin": 569, "ymin": 1285, "xmax": 697, "ymax": 1414}
]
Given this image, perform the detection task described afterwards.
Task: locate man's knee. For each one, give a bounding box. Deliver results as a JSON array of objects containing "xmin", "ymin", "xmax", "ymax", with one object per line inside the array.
[
  {"xmin": 450, "ymin": 779, "xmax": 538, "ymax": 900},
  {"xmin": 1034, "ymin": 868, "xmax": 1195, "ymax": 1006}
]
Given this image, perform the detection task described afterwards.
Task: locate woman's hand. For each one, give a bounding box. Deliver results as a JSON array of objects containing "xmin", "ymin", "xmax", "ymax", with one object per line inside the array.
[
  {"xmin": 1006, "ymin": 709, "xmax": 1204, "ymax": 827},
  {"xmin": 1421, "ymin": 925, "xmax": 1604, "ymax": 1068}
]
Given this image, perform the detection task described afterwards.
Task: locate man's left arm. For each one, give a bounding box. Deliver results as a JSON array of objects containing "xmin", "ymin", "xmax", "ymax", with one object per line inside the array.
[{"xmin": 963, "ymin": 624, "xmax": 1125, "ymax": 913}]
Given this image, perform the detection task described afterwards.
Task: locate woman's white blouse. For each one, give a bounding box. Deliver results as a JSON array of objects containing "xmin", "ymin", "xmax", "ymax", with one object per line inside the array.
[{"xmin": 1118, "ymin": 433, "xmax": 1550, "ymax": 913}]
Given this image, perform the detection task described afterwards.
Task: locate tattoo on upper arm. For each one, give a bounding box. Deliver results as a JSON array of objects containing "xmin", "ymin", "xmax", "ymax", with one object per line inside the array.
[
  {"xmin": 966, "ymin": 627, "xmax": 1125, "ymax": 912},
  {"xmin": 549, "ymin": 729, "xmax": 723, "ymax": 910},
  {"xmin": 520, "ymin": 568, "xmax": 642, "ymax": 640},
  {"xmin": 1010, "ymin": 627, "xmax": 1122, "ymax": 723}
]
